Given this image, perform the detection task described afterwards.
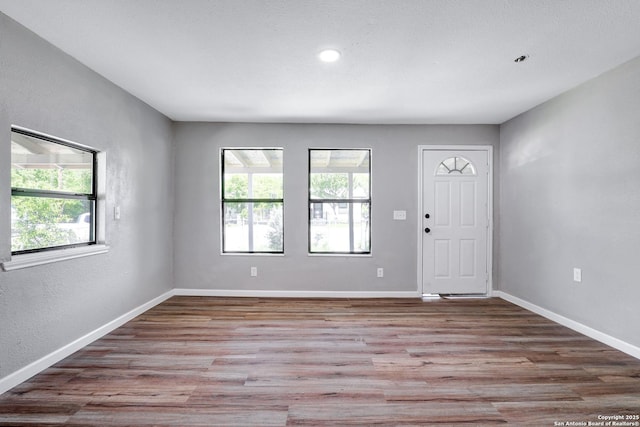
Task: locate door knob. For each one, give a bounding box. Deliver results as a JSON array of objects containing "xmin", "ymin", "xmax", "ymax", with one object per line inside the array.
[
  {"xmin": 424, "ymin": 227, "xmax": 431, "ymax": 233},
  {"xmin": 425, "ymin": 213, "xmax": 430, "ymax": 219}
]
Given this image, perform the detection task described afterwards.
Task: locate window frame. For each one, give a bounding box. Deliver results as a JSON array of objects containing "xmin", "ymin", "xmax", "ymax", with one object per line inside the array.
[
  {"xmin": 308, "ymin": 148, "xmax": 372, "ymax": 255},
  {"xmin": 436, "ymin": 156, "xmax": 477, "ymax": 175},
  {"xmin": 220, "ymin": 147, "xmax": 284, "ymax": 254},
  {"xmin": 10, "ymin": 126, "xmax": 99, "ymax": 256}
]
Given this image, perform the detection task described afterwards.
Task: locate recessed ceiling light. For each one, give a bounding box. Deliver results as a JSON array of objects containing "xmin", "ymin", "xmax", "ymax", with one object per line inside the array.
[
  {"xmin": 514, "ymin": 54, "xmax": 529, "ymax": 63},
  {"xmin": 318, "ymin": 49, "xmax": 341, "ymax": 63}
]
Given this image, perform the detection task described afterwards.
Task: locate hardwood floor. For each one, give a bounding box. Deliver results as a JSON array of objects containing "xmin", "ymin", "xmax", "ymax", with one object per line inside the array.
[{"xmin": 1, "ymin": 296, "xmax": 639, "ymax": 426}]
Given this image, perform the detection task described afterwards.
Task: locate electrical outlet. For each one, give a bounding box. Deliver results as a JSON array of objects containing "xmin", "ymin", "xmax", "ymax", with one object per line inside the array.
[
  {"xmin": 114, "ymin": 206, "xmax": 121, "ymax": 220},
  {"xmin": 377, "ymin": 268, "xmax": 384, "ymax": 278},
  {"xmin": 573, "ymin": 268, "xmax": 582, "ymax": 283},
  {"xmin": 250, "ymin": 267, "xmax": 258, "ymax": 277}
]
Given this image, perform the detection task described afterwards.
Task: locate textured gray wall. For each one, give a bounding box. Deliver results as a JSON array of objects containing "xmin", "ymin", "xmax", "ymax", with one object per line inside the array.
[
  {"xmin": 173, "ymin": 122, "xmax": 499, "ymax": 293},
  {"xmin": 500, "ymin": 56, "xmax": 640, "ymax": 348},
  {"xmin": 0, "ymin": 14, "xmax": 174, "ymax": 378}
]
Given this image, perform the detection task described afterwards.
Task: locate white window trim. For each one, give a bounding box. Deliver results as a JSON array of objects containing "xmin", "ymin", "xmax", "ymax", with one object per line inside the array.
[
  {"xmin": 308, "ymin": 148, "xmax": 372, "ymax": 255},
  {"xmin": 220, "ymin": 147, "xmax": 285, "ymax": 255},
  {"xmin": 1, "ymin": 244, "xmax": 109, "ymax": 271},
  {"xmin": 307, "ymin": 253, "xmax": 372, "ymax": 258},
  {"xmin": 5, "ymin": 127, "xmax": 108, "ymax": 270}
]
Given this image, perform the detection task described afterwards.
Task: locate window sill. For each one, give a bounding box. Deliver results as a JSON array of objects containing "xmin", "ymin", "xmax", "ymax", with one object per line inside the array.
[
  {"xmin": 308, "ymin": 253, "xmax": 372, "ymax": 257},
  {"xmin": 221, "ymin": 252, "xmax": 285, "ymax": 257},
  {"xmin": 1, "ymin": 245, "xmax": 109, "ymax": 272}
]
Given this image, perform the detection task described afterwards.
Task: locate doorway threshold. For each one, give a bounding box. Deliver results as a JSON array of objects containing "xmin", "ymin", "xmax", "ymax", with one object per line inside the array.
[{"xmin": 438, "ymin": 294, "xmax": 490, "ymax": 299}]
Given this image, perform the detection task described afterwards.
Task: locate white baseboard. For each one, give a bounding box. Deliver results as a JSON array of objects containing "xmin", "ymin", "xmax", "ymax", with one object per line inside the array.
[
  {"xmin": 495, "ymin": 291, "xmax": 640, "ymax": 360},
  {"xmin": 173, "ymin": 288, "xmax": 420, "ymax": 299},
  {"xmin": 0, "ymin": 290, "xmax": 175, "ymax": 395}
]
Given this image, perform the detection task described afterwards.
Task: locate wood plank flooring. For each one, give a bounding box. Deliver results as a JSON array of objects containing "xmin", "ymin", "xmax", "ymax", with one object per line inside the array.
[{"xmin": 1, "ymin": 296, "xmax": 639, "ymax": 425}]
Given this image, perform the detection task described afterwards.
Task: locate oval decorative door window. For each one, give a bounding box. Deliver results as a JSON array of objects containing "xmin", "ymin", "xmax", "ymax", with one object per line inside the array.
[{"xmin": 436, "ymin": 156, "xmax": 477, "ymax": 175}]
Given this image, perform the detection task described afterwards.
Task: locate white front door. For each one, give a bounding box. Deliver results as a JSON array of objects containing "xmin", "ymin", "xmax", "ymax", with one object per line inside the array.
[{"xmin": 421, "ymin": 149, "xmax": 490, "ymax": 295}]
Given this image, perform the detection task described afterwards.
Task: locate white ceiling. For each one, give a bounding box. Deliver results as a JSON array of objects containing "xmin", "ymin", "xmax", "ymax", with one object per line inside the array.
[{"xmin": 2, "ymin": 0, "xmax": 640, "ymax": 124}]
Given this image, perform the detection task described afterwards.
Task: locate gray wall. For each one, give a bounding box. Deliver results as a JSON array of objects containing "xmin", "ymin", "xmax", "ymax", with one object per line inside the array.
[
  {"xmin": 173, "ymin": 123, "xmax": 499, "ymax": 293},
  {"xmin": 500, "ymin": 55, "xmax": 640, "ymax": 348},
  {"xmin": 0, "ymin": 14, "xmax": 174, "ymax": 378}
]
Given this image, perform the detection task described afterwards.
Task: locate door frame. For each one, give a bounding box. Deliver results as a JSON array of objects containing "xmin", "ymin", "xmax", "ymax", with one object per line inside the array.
[{"xmin": 417, "ymin": 145, "xmax": 494, "ymax": 296}]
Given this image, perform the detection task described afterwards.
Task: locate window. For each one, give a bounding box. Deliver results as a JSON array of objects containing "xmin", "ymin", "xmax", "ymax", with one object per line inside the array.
[
  {"xmin": 309, "ymin": 149, "xmax": 371, "ymax": 254},
  {"xmin": 436, "ymin": 156, "xmax": 476, "ymax": 175},
  {"xmin": 11, "ymin": 127, "xmax": 97, "ymax": 254},
  {"xmin": 221, "ymin": 148, "xmax": 284, "ymax": 253}
]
